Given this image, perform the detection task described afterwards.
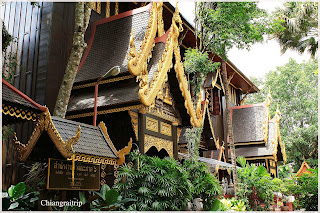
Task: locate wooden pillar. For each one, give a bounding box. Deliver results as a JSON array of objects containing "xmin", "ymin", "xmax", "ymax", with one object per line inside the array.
[
  {"xmin": 172, "ymin": 122, "xmax": 178, "ymax": 160},
  {"xmin": 138, "ymin": 108, "xmax": 146, "ymax": 154}
]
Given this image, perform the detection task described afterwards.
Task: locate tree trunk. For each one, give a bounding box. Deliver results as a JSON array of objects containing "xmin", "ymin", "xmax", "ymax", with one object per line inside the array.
[
  {"xmin": 221, "ymin": 59, "xmax": 238, "ymax": 199},
  {"xmin": 53, "ymin": 2, "xmax": 92, "ymax": 118}
]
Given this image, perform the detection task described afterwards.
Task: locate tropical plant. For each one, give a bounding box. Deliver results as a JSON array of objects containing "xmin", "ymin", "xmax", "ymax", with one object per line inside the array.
[
  {"xmin": 2, "ymin": 182, "xmax": 39, "ymax": 211},
  {"xmin": 183, "ymin": 48, "xmax": 220, "ymax": 102},
  {"xmin": 278, "ymin": 164, "xmax": 294, "ymax": 179},
  {"xmin": 211, "ymin": 198, "xmax": 246, "ymax": 211},
  {"xmin": 272, "ymin": 2, "xmax": 318, "ymax": 57},
  {"xmin": 245, "ymin": 59, "xmax": 318, "ymax": 171},
  {"xmin": 184, "ymin": 126, "xmax": 202, "ymax": 161},
  {"xmin": 182, "ymin": 159, "xmax": 221, "ymax": 210},
  {"xmin": 79, "ymin": 184, "xmax": 135, "ymax": 211},
  {"xmin": 236, "ymin": 156, "xmax": 274, "ymax": 210},
  {"xmin": 294, "ymin": 168, "xmax": 318, "ymax": 211},
  {"xmin": 113, "ymin": 151, "xmax": 192, "ymax": 211},
  {"xmin": 24, "ymin": 162, "xmax": 47, "ymax": 190}
]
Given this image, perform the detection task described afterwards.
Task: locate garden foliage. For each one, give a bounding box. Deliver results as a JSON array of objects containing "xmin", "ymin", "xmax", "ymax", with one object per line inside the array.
[
  {"xmin": 294, "ymin": 168, "xmax": 318, "ymax": 211},
  {"xmin": 236, "ymin": 156, "xmax": 274, "ymax": 210},
  {"xmin": 182, "ymin": 159, "xmax": 221, "ymax": 210},
  {"xmin": 2, "ymin": 182, "xmax": 39, "ymax": 211},
  {"xmin": 113, "ymin": 151, "xmax": 192, "ymax": 211}
]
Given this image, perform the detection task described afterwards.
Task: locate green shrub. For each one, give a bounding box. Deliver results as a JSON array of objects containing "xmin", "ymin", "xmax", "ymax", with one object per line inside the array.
[
  {"xmin": 236, "ymin": 156, "xmax": 274, "ymax": 210},
  {"xmin": 295, "ymin": 168, "xmax": 318, "ymax": 211},
  {"xmin": 2, "ymin": 182, "xmax": 39, "ymax": 211},
  {"xmin": 182, "ymin": 159, "xmax": 221, "ymax": 210},
  {"xmin": 113, "ymin": 151, "xmax": 192, "ymax": 211},
  {"xmin": 78, "ymin": 184, "xmax": 135, "ymax": 211}
]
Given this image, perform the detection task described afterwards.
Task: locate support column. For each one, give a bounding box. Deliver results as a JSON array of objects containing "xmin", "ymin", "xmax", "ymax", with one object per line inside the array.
[
  {"xmin": 138, "ymin": 108, "xmax": 146, "ymax": 154},
  {"xmin": 172, "ymin": 122, "xmax": 178, "ymax": 160}
]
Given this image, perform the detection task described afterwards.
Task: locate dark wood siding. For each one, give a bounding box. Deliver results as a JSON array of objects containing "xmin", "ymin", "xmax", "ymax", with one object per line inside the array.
[{"xmin": 1, "ymin": 2, "xmax": 45, "ymax": 189}]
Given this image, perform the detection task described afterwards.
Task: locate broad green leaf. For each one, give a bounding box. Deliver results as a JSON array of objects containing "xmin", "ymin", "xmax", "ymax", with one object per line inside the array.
[
  {"xmin": 100, "ymin": 184, "xmax": 110, "ymax": 200},
  {"xmin": 8, "ymin": 202, "xmax": 19, "ymax": 210},
  {"xmin": 11, "ymin": 182, "xmax": 26, "ymax": 200},
  {"xmin": 104, "ymin": 189, "xmax": 119, "ymax": 206},
  {"xmin": 79, "ymin": 191, "xmax": 86, "ymax": 204}
]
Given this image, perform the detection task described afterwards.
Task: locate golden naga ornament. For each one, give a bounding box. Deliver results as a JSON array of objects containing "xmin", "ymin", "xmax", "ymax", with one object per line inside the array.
[
  {"xmin": 128, "ymin": 2, "xmax": 158, "ymax": 76},
  {"xmin": 263, "ymin": 91, "xmax": 272, "ymax": 144},
  {"xmin": 129, "ymin": 3, "xmax": 203, "ymax": 127}
]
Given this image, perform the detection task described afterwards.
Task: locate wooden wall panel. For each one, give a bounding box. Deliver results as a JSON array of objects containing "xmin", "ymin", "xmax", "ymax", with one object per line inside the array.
[{"xmin": 1, "ymin": 2, "xmax": 45, "ymax": 189}]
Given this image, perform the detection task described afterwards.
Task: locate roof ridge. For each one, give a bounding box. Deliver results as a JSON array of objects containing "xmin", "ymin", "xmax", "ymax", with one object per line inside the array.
[
  {"xmin": 2, "ymin": 78, "xmax": 47, "ymax": 111},
  {"xmin": 51, "ymin": 116, "xmax": 99, "ymax": 130}
]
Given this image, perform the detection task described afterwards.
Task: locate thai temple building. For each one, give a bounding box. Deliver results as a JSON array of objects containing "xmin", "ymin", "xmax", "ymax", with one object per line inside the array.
[{"xmin": 2, "ymin": 2, "xmax": 286, "ymax": 190}]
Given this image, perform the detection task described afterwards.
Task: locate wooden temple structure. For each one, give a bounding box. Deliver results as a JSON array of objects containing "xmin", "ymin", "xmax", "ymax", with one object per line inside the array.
[{"xmin": 2, "ymin": 2, "xmax": 287, "ymax": 189}]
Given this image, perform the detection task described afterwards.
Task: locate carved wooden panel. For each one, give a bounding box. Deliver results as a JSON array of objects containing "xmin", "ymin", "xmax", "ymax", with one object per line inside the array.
[
  {"xmin": 160, "ymin": 122, "xmax": 171, "ymax": 136},
  {"xmin": 144, "ymin": 134, "xmax": 173, "ymax": 157},
  {"xmin": 146, "ymin": 116, "xmax": 158, "ymax": 133}
]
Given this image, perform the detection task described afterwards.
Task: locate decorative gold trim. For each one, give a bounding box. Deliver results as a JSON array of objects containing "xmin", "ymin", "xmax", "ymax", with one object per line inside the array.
[
  {"xmin": 234, "ymin": 141, "xmax": 265, "ymax": 146},
  {"xmin": 115, "ymin": 2, "xmax": 119, "ymax": 15},
  {"xmin": 263, "ymin": 92, "xmax": 272, "ymax": 144},
  {"xmin": 136, "ymin": 11, "xmax": 177, "ymax": 107},
  {"xmin": 144, "ymin": 134, "xmax": 173, "ymax": 157},
  {"xmin": 98, "ymin": 121, "xmax": 119, "ymax": 154},
  {"xmin": 205, "ymin": 104, "xmax": 220, "ymax": 149},
  {"xmin": 128, "ymin": 4, "xmax": 202, "ymax": 127},
  {"xmin": 146, "ymin": 105, "xmax": 180, "ymax": 124},
  {"xmin": 106, "ymin": 2, "xmax": 110, "ymax": 18},
  {"xmin": 65, "ymin": 105, "xmax": 144, "ymax": 119},
  {"xmin": 2, "ymin": 104, "xmax": 37, "ymax": 122},
  {"xmin": 72, "ymin": 75, "xmax": 135, "ymax": 90},
  {"xmin": 117, "ymin": 138, "xmax": 132, "ymax": 165},
  {"xmin": 272, "ymin": 106, "xmax": 287, "ymax": 162},
  {"xmin": 146, "ymin": 116, "xmax": 159, "ymax": 132},
  {"xmin": 13, "ymin": 109, "xmax": 81, "ymax": 161},
  {"xmin": 177, "ymin": 127, "xmax": 182, "ymax": 143},
  {"xmin": 128, "ymin": 111, "xmax": 139, "ymax": 140},
  {"xmin": 128, "ymin": 2, "xmax": 158, "ymax": 76},
  {"xmin": 157, "ymin": 2, "xmax": 165, "ymax": 37},
  {"xmin": 171, "ymin": 7, "xmax": 203, "ymax": 127},
  {"xmin": 70, "ymin": 153, "xmax": 117, "ymax": 165},
  {"xmin": 160, "ymin": 122, "xmax": 171, "ymax": 136}
]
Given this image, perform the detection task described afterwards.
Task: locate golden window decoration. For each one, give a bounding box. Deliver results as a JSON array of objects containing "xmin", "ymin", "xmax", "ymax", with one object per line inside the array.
[
  {"xmin": 146, "ymin": 116, "xmax": 158, "ymax": 132},
  {"xmin": 144, "ymin": 134, "xmax": 173, "ymax": 157},
  {"xmin": 160, "ymin": 122, "xmax": 171, "ymax": 136}
]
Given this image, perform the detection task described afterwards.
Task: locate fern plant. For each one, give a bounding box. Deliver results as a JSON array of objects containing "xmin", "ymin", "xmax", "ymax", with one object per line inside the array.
[{"xmin": 113, "ymin": 151, "xmax": 192, "ymax": 211}]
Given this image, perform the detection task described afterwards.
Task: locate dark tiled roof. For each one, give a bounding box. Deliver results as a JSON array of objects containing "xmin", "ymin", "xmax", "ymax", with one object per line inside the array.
[
  {"xmin": 148, "ymin": 42, "xmax": 166, "ymax": 82},
  {"xmin": 75, "ymin": 9, "xmax": 151, "ymax": 83},
  {"xmin": 67, "ymin": 42, "xmax": 165, "ymax": 113},
  {"xmin": 233, "ymin": 121, "xmax": 275, "ymax": 158},
  {"xmin": 3, "ymin": 82, "xmax": 38, "ymax": 110},
  {"xmin": 51, "ymin": 116, "xmax": 118, "ymax": 158},
  {"xmin": 232, "ymin": 104, "xmax": 265, "ymax": 143},
  {"xmin": 67, "ymin": 79, "xmax": 140, "ymax": 113}
]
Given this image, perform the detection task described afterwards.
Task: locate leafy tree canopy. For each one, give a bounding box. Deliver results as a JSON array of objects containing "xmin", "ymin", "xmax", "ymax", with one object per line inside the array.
[
  {"xmin": 196, "ymin": 2, "xmax": 276, "ymax": 59},
  {"xmin": 271, "ymin": 2, "xmax": 318, "ymax": 57},
  {"xmin": 245, "ymin": 58, "xmax": 318, "ymax": 170}
]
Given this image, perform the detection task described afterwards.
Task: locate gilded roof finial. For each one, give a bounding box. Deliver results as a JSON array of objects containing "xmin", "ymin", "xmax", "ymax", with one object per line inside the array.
[
  {"xmin": 265, "ymin": 89, "xmax": 272, "ymax": 107},
  {"xmin": 275, "ymin": 104, "xmax": 281, "ymax": 123}
]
